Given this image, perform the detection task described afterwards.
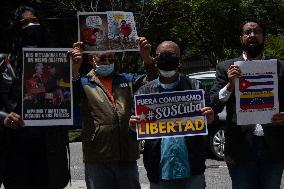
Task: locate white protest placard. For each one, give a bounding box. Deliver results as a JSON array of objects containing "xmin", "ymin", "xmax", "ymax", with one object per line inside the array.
[
  {"xmin": 22, "ymin": 48, "xmax": 73, "ymax": 126},
  {"xmin": 235, "ymin": 59, "xmax": 279, "ymax": 125}
]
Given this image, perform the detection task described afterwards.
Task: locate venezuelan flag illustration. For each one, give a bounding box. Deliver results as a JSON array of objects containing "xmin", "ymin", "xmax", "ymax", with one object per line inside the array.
[{"xmin": 239, "ymin": 75, "xmax": 274, "ymax": 110}]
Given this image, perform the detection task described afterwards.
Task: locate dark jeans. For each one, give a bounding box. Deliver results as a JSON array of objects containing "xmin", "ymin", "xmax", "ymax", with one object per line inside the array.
[
  {"xmin": 150, "ymin": 174, "xmax": 206, "ymax": 189},
  {"xmin": 227, "ymin": 136, "xmax": 284, "ymax": 189},
  {"xmin": 85, "ymin": 161, "xmax": 141, "ymax": 189},
  {"xmin": 1, "ymin": 136, "xmax": 49, "ymax": 189}
]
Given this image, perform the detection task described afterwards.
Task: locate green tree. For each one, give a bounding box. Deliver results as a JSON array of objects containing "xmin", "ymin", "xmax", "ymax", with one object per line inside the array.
[
  {"xmin": 265, "ymin": 34, "xmax": 284, "ymax": 59},
  {"xmin": 2, "ymin": 0, "xmax": 284, "ymax": 69}
]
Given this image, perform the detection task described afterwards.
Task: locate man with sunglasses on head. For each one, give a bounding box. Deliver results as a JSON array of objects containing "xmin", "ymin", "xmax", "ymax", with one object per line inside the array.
[
  {"xmin": 129, "ymin": 41, "xmax": 214, "ymax": 189},
  {"xmin": 70, "ymin": 37, "xmax": 158, "ymax": 189},
  {"xmin": 210, "ymin": 19, "xmax": 284, "ymax": 189}
]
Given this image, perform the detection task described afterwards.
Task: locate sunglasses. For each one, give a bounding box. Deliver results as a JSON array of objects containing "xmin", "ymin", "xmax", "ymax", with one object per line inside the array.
[{"xmin": 94, "ymin": 56, "xmax": 115, "ymax": 63}]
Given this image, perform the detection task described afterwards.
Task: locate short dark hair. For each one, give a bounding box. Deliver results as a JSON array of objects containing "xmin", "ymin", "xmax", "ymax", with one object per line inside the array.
[
  {"xmin": 240, "ymin": 18, "xmax": 266, "ymax": 37},
  {"xmin": 14, "ymin": 6, "xmax": 37, "ymax": 22}
]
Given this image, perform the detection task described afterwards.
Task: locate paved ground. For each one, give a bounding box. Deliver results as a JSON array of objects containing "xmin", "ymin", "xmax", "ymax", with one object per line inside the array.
[
  {"xmin": 63, "ymin": 157, "xmax": 231, "ymax": 189},
  {"xmin": 2, "ymin": 142, "xmax": 284, "ymax": 189}
]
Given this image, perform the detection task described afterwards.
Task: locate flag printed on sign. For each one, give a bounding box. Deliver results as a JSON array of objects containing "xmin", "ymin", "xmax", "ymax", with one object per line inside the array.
[
  {"xmin": 239, "ymin": 74, "xmax": 274, "ymax": 110},
  {"xmin": 234, "ymin": 59, "xmax": 279, "ymax": 125}
]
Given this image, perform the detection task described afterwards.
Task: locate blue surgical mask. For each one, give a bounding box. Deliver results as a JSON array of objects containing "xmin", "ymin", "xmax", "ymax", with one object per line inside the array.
[{"xmin": 95, "ymin": 63, "xmax": 114, "ymax": 76}]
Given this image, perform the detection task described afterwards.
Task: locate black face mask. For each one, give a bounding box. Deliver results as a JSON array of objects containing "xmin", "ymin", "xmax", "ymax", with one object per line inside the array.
[
  {"xmin": 156, "ymin": 52, "xmax": 179, "ymax": 71},
  {"xmin": 22, "ymin": 25, "xmax": 45, "ymax": 47},
  {"xmin": 242, "ymin": 42, "xmax": 264, "ymax": 59}
]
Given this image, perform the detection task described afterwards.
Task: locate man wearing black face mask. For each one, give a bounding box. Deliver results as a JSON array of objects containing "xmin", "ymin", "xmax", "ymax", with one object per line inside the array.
[
  {"xmin": 130, "ymin": 41, "xmax": 214, "ymax": 189},
  {"xmin": 210, "ymin": 19, "xmax": 284, "ymax": 189},
  {"xmin": 0, "ymin": 6, "xmax": 69, "ymax": 189}
]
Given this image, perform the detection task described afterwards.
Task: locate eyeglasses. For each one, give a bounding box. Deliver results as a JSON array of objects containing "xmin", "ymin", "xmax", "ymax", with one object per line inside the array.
[{"xmin": 243, "ymin": 29, "xmax": 263, "ymax": 36}]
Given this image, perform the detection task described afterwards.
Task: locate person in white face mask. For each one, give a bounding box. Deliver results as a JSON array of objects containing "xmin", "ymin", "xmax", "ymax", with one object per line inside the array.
[
  {"xmin": 70, "ymin": 37, "xmax": 158, "ymax": 189},
  {"xmin": 155, "ymin": 41, "xmax": 180, "ymax": 90},
  {"xmin": 129, "ymin": 41, "xmax": 214, "ymax": 189}
]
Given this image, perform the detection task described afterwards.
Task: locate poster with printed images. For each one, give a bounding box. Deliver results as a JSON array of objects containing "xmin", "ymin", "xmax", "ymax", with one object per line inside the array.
[
  {"xmin": 22, "ymin": 48, "xmax": 73, "ymax": 126},
  {"xmin": 134, "ymin": 90, "xmax": 208, "ymax": 140},
  {"xmin": 235, "ymin": 59, "xmax": 279, "ymax": 125},
  {"xmin": 78, "ymin": 11, "xmax": 139, "ymax": 53}
]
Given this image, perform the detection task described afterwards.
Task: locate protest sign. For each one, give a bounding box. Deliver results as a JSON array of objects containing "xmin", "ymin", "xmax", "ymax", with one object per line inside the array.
[
  {"xmin": 22, "ymin": 48, "xmax": 73, "ymax": 126},
  {"xmin": 235, "ymin": 59, "xmax": 279, "ymax": 125},
  {"xmin": 134, "ymin": 90, "xmax": 208, "ymax": 139},
  {"xmin": 78, "ymin": 11, "xmax": 139, "ymax": 53}
]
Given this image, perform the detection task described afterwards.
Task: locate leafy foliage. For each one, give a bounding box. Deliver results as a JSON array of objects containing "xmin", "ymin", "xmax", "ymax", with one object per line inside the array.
[
  {"xmin": 265, "ymin": 34, "xmax": 284, "ymax": 59},
  {"xmin": 1, "ymin": 0, "xmax": 284, "ymax": 67}
]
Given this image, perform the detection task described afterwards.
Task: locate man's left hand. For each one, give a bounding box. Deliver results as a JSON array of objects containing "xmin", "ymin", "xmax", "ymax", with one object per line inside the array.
[
  {"xmin": 137, "ymin": 37, "xmax": 153, "ymax": 65},
  {"xmin": 129, "ymin": 115, "xmax": 140, "ymax": 132},
  {"xmin": 272, "ymin": 112, "xmax": 284, "ymax": 125},
  {"xmin": 201, "ymin": 107, "xmax": 214, "ymax": 124}
]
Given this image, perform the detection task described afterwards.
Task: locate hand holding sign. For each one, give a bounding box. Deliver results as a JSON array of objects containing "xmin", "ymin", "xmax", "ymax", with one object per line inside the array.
[
  {"xmin": 272, "ymin": 112, "xmax": 284, "ymax": 125},
  {"xmin": 227, "ymin": 65, "xmax": 241, "ymax": 92},
  {"xmin": 201, "ymin": 107, "xmax": 214, "ymax": 124},
  {"xmin": 4, "ymin": 112, "xmax": 25, "ymax": 129},
  {"xmin": 70, "ymin": 42, "xmax": 83, "ymax": 79},
  {"xmin": 137, "ymin": 37, "xmax": 153, "ymax": 65},
  {"xmin": 129, "ymin": 115, "xmax": 140, "ymax": 132}
]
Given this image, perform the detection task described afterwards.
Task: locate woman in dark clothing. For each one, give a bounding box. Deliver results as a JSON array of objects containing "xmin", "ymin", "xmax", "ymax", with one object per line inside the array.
[{"xmin": 0, "ymin": 6, "xmax": 70, "ymax": 189}]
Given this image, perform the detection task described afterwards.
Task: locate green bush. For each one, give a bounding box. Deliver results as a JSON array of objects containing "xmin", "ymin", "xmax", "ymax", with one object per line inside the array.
[
  {"xmin": 68, "ymin": 130, "xmax": 82, "ymax": 143},
  {"xmin": 265, "ymin": 34, "xmax": 284, "ymax": 60}
]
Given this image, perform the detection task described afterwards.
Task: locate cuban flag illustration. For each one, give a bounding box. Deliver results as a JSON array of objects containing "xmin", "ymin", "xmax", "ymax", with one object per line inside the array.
[
  {"xmin": 135, "ymin": 101, "xmax": 157, "ymax": 133},
  {"xmin": 239, "ymin": 74, "xmax": 274, "ymax": 110}
]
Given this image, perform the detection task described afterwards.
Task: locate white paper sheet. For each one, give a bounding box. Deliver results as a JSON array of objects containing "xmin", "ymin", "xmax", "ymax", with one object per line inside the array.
[{"xmin": 234, "ymin": 59, "xmax": 279, "ymax": 125}]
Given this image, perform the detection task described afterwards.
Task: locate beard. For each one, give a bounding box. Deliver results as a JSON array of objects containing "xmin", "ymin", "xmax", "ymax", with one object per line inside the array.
[{"xmin": 242, "ymin": 42, "xmax": 264, "ymax": 59}]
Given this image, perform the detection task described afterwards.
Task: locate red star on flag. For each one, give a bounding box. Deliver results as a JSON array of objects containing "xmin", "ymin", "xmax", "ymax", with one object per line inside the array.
[{"xmin": 239, "ymin": 78, "xmax": 252, "ymax": 93}]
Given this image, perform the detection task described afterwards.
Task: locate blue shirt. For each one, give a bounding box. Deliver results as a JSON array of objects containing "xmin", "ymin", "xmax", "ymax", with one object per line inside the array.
[
  {"xmin": 156, "ymin": 77, "xmax": 190, "ymax": 180},
  {"xmin": 160, "ymin": 137, "xmax": 190, "ymax": 180}
]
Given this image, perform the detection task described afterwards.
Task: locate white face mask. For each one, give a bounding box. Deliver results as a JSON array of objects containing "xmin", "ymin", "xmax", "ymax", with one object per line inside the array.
[
  {"xmin": 159, "ymin": 69, "xmax": 176, "ymax": 78},
  {"xmin": 22, "ymin": 22, "xmax": 40, "ymax": 29}
]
